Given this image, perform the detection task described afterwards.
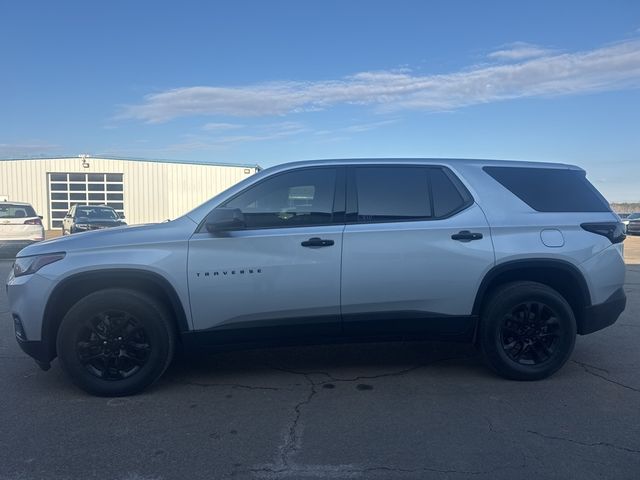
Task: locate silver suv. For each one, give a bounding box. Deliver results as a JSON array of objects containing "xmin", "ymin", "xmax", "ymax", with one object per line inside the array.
[{"xmin": 6, "ymin": 159, "xmax": 627, "ymax": 396}]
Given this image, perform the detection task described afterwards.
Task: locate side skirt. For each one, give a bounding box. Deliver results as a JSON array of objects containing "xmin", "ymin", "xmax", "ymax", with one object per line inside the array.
[{"xmin": 180, "ymin": 314, "xmax": 478, "ymax": 354}]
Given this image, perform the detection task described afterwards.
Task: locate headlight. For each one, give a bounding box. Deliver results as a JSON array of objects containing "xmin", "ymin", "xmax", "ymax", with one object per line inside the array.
[
  {"xmin": 74, "ymin": 224, "xmax": 90, "ymax": 229},
  {"xmin": 13, "ymin": 253, "xmax": 65, "ymax": 278}
]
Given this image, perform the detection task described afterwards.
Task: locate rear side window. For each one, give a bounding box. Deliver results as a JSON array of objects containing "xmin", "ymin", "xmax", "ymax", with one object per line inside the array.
[
  {"xmin": 353, "ymin": 167, "xmax": 432, "ymax": 222},
  {"xmin": 484, "ymin": 167, "xmax": 610, "ymax": 212},
  {"xmin": 430, "ymin": 168, "xmax": 468, "ymax": 217},
  {"xmin": 0, "ymin": 204, "xmax": 36, "ymax": 218},
  {"xmin": 350, "ymin": 166, "xmax": 471, "ymax": 223}
]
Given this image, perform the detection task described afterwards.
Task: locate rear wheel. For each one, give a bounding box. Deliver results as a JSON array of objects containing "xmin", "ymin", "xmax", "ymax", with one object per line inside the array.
[
  {"xmin": 57, "ymin": 288, "xmax": 175, "ymax": 396},
  {"xmin": 479, "ymin": 281, "xmax": 576, "ymax": 380}
]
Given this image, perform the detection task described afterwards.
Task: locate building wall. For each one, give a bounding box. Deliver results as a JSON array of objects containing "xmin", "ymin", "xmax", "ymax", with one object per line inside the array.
[{"xmin": 0, "ymin": 157, "xmax": 258, "ymax": 228}]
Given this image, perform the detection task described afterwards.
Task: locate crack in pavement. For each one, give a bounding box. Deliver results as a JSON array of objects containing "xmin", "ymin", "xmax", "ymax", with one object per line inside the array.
[
  {"xmin": 571, "ymin": 359, "xmax": 610, "ymax": 374},
  {"xmin": 251, "ymin": 354, "xmax": 478, "ymax": 478},
  {"xmin": 249, "ymin": 454, "xmax": 528, "ymax": 479},
  {"xmin": 572, "ymin": 360, "xmax": 640, "ymax": 393},
  {"xmin": 277, "ymin": 374, "xmax": 316, "ymax": 469},
  {"xmin": 268, "ymin": 353, "xmax": 477, "ymax": 387},
  {"xmin": 175, "ymin": 380, "xmax": 282, "ymax": 391},
  {"xmin": 527, "ymin": 430, "xmax": 640, "ymax": 455}
]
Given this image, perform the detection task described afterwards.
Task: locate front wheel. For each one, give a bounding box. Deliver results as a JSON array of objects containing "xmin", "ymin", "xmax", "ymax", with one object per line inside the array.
[
  {"xmin": 479, "ymin": 281, "xmax": 576, "ymax": 381},
  {"xmin": 57, "ymin": 288, "xmax": 175, "ymax": 396}
]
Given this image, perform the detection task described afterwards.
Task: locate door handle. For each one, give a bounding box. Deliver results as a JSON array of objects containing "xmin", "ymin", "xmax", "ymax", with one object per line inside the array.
[
  {"xmin": 301, "ymin": 237, "xmax": 335, "ymax": 247},
  {"xmin": 451, "ymin": 230, "xmax": 483, "ymax": 242}
]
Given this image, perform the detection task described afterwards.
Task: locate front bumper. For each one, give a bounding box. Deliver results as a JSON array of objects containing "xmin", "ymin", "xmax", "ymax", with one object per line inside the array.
[
  {"xmin": 579, "ymin": 287, "xmax": 626, "ymax": 335},
  {"xmin": 13, "ymin": 314, "xmax": 52, "ymax": 369}
]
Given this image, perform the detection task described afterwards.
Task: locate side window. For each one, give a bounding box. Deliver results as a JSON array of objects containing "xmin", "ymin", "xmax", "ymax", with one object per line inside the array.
[
  {"xmin": 483, "ymin": 166, "xmax": 610, "ymax": 212},
  {"xmin": 223, "ymin": 168, "xmax": 338, "ymax": 229},
  {"xmin": 431, "ymin": 168, "xmax": 468, "ymax": 217},
  {"xmin": 353, "ymin": 167, "xmax": 431, "ymax": 222}
]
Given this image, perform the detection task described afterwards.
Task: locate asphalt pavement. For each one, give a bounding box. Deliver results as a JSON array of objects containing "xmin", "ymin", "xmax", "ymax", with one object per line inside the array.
[{"xmin": 1, "ymin": 240, "xmax": 639, "ymax": 480}]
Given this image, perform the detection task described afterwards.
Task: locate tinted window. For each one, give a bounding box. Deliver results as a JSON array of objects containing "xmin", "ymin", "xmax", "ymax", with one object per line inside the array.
[
  {"xmin": 0, "ymin": 204, "xmax": 36, "ymax": 218},
  {"xmin": 431, "ymin": 169, "xmax": 467, "ymax": 217},
  {"xmin": 354, "ymin": 167, "xmax": 431, "ymax": 222},
  {"xmin": 484, "ymin": 167, "xmax": 610, "ymax": 212},
  {"xmin": 75, "ymin": 206, "xmax": 118, "ymax": 219},
  {"xmin": 224, "ymin": 168, "xmax": 337, "ymax": 229}
]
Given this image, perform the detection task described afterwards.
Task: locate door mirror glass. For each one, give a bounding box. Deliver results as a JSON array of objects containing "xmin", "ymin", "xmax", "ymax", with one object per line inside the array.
[{"xmin": 205, "ymin": 208, "xmax": 246, "ymax": 233}]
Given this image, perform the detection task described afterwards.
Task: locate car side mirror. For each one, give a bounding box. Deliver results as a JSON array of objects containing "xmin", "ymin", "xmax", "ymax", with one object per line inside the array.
[
  {"xmin": 119, "ymin": 213, "xmax": 126, "ymax": 219},
  {"xmin": 205, "ymin": 208, "xmax": 245, "ymax": 233}
]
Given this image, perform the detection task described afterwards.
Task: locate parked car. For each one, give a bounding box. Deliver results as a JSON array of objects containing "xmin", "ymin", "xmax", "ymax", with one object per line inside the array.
[
  {"xmin": 7, "ymin": 159, "xmax": 626, "ymax": 396},
  {"xmin": 0, "ymin": 201, "xmax": 44, "ymax": 252},
  {"xmin": 626, "ymin": 213, "xmax": 640, "ymax": 235},
  {"xmin": 621, "ymin": 212, "xmax": 640, "ymax": 234},
  {"xmin": 62, "ymin": 204, "xmax": 126, "ymax": 235}
]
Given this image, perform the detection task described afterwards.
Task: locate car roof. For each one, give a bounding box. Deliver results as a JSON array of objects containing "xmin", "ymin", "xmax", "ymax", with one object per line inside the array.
[
  {"xmin": 258, "ymin": 158, "xmax": 582, "ymax": 173},
  {"xmin": 74, "ymin": 204, "xmax": 115, "ymax": 209},
  {"xmin": 1, "ymin": 200, "xmax": 33, "ymax": 206}
]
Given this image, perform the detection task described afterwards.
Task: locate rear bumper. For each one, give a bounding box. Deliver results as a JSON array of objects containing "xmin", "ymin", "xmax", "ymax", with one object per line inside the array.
[{"xmin": 579, "ymin": 287, "xmax": 626, "ymax": 335}]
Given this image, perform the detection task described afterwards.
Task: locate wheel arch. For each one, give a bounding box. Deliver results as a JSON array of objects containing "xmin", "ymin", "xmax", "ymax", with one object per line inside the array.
[
  {"xmin": 472, "ymin": 259, "xmax": 592, "ymax": 334},
  {"xmin": 42, "ymin": 269, "xmax": 190, "ymax": 361}
]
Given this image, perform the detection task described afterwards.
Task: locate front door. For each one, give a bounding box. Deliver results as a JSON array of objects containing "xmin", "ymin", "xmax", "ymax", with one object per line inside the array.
[
  {"xmin": 341, "ymin": 165, "xmax": 495, "ymax": 336},
  {"xmin": 188, "ymin": 167, "xmax": 345, "ymax": 340}
]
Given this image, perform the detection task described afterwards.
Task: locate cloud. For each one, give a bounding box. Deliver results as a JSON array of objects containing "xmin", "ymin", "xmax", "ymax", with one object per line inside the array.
[
  {"xmin": 122, "ymin": 39, "xmax": 640, "ymax": 123},
  {"xmin": 201, "ymin": 122, "xmax": 244, "ymax": 131},
  {"xmin": 0, "ymin": 142, "xmax": 62, "ymax": 157},
  {"xmin": 487, "ymin": 42, "xmax": 557, "ymax": 61},
  {"xmin": 343, "ymin": 119, "xmax": 400, "ymax": 133},
  {"xmin": 169, "ymin": 122, "xmax": 309, "ymax": 151}
]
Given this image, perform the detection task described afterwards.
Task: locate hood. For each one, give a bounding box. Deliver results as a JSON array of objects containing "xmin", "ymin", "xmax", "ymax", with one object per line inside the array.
[{"xmin": 18, "ymin": 215, "xmax": 197, "ymax": 257}]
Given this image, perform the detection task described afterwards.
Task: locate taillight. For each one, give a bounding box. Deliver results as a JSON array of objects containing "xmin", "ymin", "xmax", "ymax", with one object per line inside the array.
[
  {"xmin": 581, "ymin": 222, "xmax": 626, "ymax": 244},
  {"xmin": 24, "ymin": 218, "xmax": 42, "ymax": 226}
]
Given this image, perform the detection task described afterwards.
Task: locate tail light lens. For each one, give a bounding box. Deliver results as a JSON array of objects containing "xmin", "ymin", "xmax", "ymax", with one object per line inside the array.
[
  {"xmin": 24, "ymin": 218, "xmax": 42, "ymax": 226},
  {"xmin": 581, "ymin": 222, "xmax": 626, "ymax": 244}
]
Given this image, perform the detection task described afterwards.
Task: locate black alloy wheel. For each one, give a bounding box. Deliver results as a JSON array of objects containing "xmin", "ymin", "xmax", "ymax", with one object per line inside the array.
[
  {"xmin": 76, "ymin": 311, "xmax": 152, "ymax": 380},
  {"xmin": 479, "ymin": 281, "xmax": 576, "ymax": 381},
  {"xmin": 57, "ymin": 288, "xmax": 175, "ymax": 396},
  {"xmin": 500, "ymin": 301, "xmax": 560, "ymax": 366}
]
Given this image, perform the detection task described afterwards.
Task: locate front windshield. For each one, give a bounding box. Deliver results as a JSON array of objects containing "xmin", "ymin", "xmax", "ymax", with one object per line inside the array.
[
  {"xmin": 628, "ymin": 213, "xmax": 640, "ymax": 220},
  {"xmin": 75, "ymin": 207, "xmax": 118, "ymax": 220}
]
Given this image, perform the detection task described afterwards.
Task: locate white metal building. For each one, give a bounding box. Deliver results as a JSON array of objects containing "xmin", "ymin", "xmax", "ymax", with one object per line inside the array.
[{"xmin": 0, "ymin": 156, "xmax": 259, "ymax": 229}]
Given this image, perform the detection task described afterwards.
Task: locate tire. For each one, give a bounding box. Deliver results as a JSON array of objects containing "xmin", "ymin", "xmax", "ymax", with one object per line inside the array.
[
  {"xmin": 56, "ymin": 288, "xmax": 175, "ymax": 396},
  {"xmin": 479, "ymin": 281, "xmax": 576, "ymax": 381}
]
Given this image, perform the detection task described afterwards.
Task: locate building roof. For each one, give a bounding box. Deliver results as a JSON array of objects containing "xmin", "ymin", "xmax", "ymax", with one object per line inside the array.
[{"xmin": 0, "ymin": 154, "xmax": 260, "ymax": 169}]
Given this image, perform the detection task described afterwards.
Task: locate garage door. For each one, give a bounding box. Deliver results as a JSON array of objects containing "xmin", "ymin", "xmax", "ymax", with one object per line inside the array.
[{"xmin": 48, "ymin": 173, "xmax": 124, "ymax": 229}]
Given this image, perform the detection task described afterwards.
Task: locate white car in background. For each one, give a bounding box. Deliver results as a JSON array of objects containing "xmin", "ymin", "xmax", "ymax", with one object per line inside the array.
[{"xmin": 0, "ymin": 201, "xmax": 45, "ymax": 252}]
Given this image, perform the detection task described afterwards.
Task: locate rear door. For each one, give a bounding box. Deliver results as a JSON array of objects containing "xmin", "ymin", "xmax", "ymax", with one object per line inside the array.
[{"xmin": 341, "ymin": 165, "xmax": 495, "ymax": 336}]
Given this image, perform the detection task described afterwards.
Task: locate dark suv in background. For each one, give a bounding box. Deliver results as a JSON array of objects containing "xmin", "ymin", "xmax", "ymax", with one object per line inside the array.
[{"xmin": 62, "ymin": 205, "xmax": 126, "ymax": 235}]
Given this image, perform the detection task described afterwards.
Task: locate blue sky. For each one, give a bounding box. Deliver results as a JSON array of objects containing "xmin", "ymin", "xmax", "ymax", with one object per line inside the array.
[{"xmin": 1, "ymin": 0, "xmax": 639, "ymax": 201}]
